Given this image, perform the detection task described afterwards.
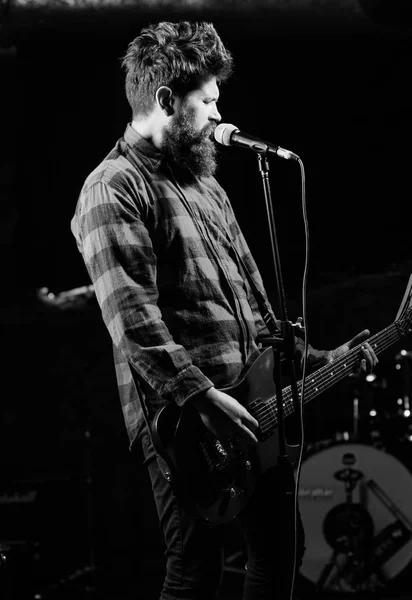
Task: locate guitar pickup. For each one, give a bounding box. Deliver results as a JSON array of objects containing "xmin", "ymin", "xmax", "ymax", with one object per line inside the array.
[{"xmin": 199, "ymin": 437, "xmax": 230, "ymax": 472}]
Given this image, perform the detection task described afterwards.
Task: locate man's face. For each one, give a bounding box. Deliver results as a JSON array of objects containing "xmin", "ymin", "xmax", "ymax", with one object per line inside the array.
[{"xmin": 162, "ymin": 76, "xmax": 222, "ymax": 179}]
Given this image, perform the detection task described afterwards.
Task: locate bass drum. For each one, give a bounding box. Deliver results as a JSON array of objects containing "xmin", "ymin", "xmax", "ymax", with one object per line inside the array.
[{"xmin": 296, "ymin": 441, "xmax": 412, "ymax": 593}]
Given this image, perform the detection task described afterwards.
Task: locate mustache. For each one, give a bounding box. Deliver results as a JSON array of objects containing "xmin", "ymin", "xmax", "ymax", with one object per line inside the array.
[
  {"xmin": 190, "ymin": 127, "xmax": 216, "ymax": 146},
  {"xmin": 206, "ymin": 123, "xmax": 218, "ymax": 139},
  {"xmin": 196, "ymin": 121, "xmax": 218, "ymax": 141}
]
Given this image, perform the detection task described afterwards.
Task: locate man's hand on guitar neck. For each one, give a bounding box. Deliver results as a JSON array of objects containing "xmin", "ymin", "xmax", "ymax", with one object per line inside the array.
[
  {"xmin": 325, "ymin": 328, "xmax": 379, "ymax": 374},
  {"xmin": 189, "ymin": 330, "xmax": 377, "ymax": 447},
  {"xmin": 191, "ymin": 387, "xmax": 259, "ymax": 445}
]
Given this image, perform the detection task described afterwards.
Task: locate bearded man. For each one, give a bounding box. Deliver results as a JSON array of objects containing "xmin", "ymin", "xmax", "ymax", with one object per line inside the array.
[{"xmin": 71, "ymin": 20, "xmax": 377, "ymax": 600}]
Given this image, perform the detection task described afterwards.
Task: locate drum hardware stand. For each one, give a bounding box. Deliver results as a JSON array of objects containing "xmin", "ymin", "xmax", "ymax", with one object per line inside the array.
[
  {"xmin": 353, "ymin": 394, "xmax": 360, "ymax": 440},
  {"xmin": 395, "ymin": 350, "xmax": 411, "ymax": 418},
  {"xmin": 329, "ymin": 479, "xmax": 412, "ymax": 591},
  {"xmin": 315, "ymin": 475, "xmax": 412, "ymax": 593},
  {"xmin": 334, "ymin": 371, "xmax": 368, "ymax": 445},
  {"xmin": 315, "ymin": 466, "xmax": 376, "ymax": 593},
  {"xmin": 364, "ymin": 479, "xmax": 412, "ymax": 585},
  {"xmin": 315, "ymin": 549, "xmax": 340, "ymax": 592},
  {"xmin": 350, "ymin": 368, "xmax": 368, "ymax": 442},
  {"xmin": 367, "ymin": 478, "xmax": 412, "ymax": 534}
]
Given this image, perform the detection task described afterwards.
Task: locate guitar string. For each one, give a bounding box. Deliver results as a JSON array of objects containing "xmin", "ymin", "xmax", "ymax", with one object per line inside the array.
[
  {"xmin": 253, "ymin": 324, "xmax": 401, "ymax": 433},
  {"xmin": 293, "ymin": 327, "xmax": 400, "ymax": 404},
  {"xmin": 256, "ymin": 328, "xmax": 400, "ymax": 433},
  {"xmin": 286, "ymin": 328, "xmax": 400, "ymax": 414}
]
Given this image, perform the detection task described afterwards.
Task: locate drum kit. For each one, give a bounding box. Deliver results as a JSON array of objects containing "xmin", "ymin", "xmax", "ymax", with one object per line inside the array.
[{"xmin": 297, "ymin": 348, "xmax": 412, "ymax": 594}]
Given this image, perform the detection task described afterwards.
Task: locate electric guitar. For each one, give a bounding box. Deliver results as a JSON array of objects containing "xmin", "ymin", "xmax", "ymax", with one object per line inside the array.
[{"xmin": 151, "ymin": 309, "xmax": 412, "ymax": 525}]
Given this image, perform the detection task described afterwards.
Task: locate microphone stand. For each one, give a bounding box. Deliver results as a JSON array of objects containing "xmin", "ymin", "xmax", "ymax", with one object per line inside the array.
[{"xmin": 256, "ymin": 152, "xmax": 302, "ymax": 599}]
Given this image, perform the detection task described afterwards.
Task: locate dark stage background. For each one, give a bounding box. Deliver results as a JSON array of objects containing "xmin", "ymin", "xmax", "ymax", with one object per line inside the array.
[{"xmin": 1, "ymin": 1, "xmax": 412, "ymax": 598}]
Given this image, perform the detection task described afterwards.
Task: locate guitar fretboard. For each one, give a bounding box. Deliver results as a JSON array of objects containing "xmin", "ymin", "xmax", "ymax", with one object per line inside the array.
[{"xmin": 255, "ymin": 320, "xmax": 405, "ymax": 434}]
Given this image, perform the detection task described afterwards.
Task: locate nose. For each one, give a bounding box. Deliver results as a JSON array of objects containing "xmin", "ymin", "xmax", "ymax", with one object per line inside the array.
[{"xmin": 211, "ymin": 105, "xmax": 221, "ymax": 124}]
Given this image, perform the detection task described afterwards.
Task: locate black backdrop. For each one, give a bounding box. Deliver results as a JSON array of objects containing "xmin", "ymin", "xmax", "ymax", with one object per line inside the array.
[
  {"xmin": 2, "ymin": 4, "xmax": 412, "ymax": 297},
  {"xmin": 1, "ymin": 3, "xmax": 412, "ymax": 598}
]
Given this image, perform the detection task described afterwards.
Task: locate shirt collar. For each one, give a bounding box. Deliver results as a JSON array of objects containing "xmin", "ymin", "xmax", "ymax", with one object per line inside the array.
[{"xmin": 124, "ymin": 122, "xmax": 164, "ymax": 171}]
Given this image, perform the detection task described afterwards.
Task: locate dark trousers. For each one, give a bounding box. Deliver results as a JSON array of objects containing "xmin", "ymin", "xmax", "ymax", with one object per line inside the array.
[{"xmin": 138, "ymin": 423, "xmax": 306, "ymax": 600}]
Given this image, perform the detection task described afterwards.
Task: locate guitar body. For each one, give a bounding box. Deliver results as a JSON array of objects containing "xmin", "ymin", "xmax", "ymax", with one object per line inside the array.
[
  {"xmin": 151, "ymin": 347, "xmax": 299, "ymax": 524},
  {"xmin": 151, "ymin": 307, "xmax": 412, "ymax": 524}
]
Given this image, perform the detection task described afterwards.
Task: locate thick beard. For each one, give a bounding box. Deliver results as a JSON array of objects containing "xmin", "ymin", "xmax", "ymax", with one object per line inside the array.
[{"xmin": 161, "ymin": 106, "xmax": 219, "ymax": 182}]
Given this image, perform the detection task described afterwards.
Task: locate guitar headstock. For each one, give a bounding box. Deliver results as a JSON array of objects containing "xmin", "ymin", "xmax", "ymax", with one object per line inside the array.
[{"xmin": 397, "ymin": 306, "xmax": 412, "ymax": 338}]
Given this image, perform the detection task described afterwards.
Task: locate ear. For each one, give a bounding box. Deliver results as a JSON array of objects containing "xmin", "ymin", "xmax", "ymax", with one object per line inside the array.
[{"xmin": 156, "ymin": 86, "xmax": 175, "ymax": 117}]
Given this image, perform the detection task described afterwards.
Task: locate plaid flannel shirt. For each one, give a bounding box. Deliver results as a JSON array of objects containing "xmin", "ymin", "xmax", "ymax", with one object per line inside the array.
[{"xmin": 71, "ymin": 124, "xmax": 324, "ymax": 447}]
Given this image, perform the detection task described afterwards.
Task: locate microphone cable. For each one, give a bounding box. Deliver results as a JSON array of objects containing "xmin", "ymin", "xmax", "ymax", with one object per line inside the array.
[{"xmin": 288, "ymin": 155, "xmax": 310, "ymax": 600}]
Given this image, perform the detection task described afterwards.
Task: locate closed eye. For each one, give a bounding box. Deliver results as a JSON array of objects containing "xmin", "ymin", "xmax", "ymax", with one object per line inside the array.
[{"xmin": 203, "ymin": 97, "xmax": 219, "ymax": 105}]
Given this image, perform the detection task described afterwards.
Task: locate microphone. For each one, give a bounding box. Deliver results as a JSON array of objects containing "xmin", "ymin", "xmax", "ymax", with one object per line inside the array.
[{"xmin": 214, "ymin": 123, "xmax": 299, "ymax": 161}]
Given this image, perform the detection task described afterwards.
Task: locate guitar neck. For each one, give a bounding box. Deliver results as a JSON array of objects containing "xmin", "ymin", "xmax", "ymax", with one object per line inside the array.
[{"xmin": 279, "ymin": 321, "xmax": 402, "ymax": 420}]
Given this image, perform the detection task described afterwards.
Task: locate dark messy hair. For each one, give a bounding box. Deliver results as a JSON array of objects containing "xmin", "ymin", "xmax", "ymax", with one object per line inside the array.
[{"xmin": 121, "ymin": 21, "xmax": 234, "ymax": 117}]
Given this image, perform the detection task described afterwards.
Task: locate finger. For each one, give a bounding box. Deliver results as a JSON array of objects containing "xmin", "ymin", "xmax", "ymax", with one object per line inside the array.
[
  {"xmin": 348, "ymin": 328, "xmax": 371, "ymax": 348},
  {"xmin": 241, "ymin": 410, "xmax": 259, "ymax": 431},
  {"xmin": 364, "ymin": 343, "xmax": 379, "ymax": 366},
  {"xmin": 360, "ymin": 358, "xmax": 367, "ymax": 373},
  {"xmin": 361, "ymin": 345, "xmax": 371, "ymax": 363},
  {"xmin": 239, "ymin": 422, "xmax": 258, "ymax": 445},
  {"xmin": 361, "ymin": 345, "xmax": 378, "ymax": 370}
]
